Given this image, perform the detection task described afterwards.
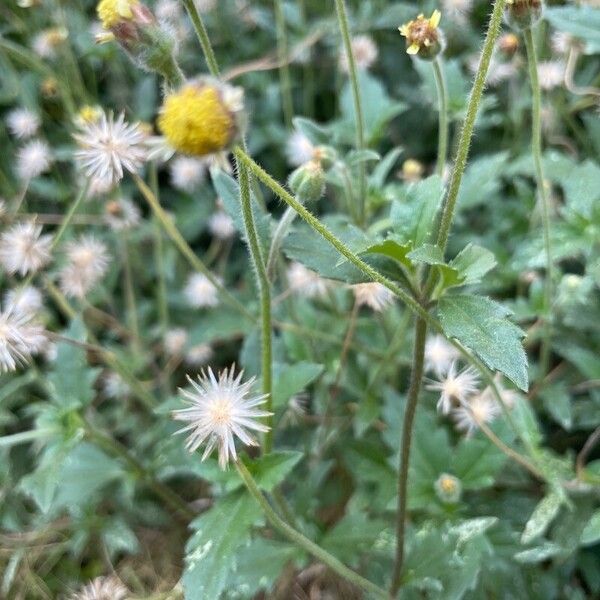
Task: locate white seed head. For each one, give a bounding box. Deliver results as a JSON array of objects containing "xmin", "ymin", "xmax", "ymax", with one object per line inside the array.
[
  {"xmin": 0, "ymin": 302, "xmax": 46, "ymax": 373},
  {"xmin": 424, "ymin": 335, "xmax": 461, "ymax": 377},
  {"xmin": 59, "ymin": 235, "xmax": 110, "ymax": 298},
  {"xmin": 102, "ymin": 371, "xmax": 131, "ymax": 399},
  {"xmin": 0, "ymin": 221, "xmax": 52, "ymax": 276},
  {"xmin": 442, "ymin": 0, "xmax": 473, "ymax": 22},
  {"xmin": 4, "ymin": 286, "xmax": 43, "ymax": 316},
  {"xmin": 339, "ymin": 35, "xmax": 378, "ymax": 73},
  {"xmin": 286, "ymin": 131, "xmax": 316, "ymax": 167},
  {"xmin": 169, "ymin": 156, "xmax": 206, "ymax": 192},
  {"xmin": 16, "ymin": 139, "xmax": 52, "ymax": 180},
  {"xmin": 164, "ymin": 327, "xmax": 188, "ymax": 355},
  {"xmin": 104, "ymin": 197, "xmax": 141, "ymax": 231},
  {"xmin": 537, "ymin": 61, "xmax": 565, "ymax": 91},
  {"xmin": 452, "ymin": 388, "xmax": 500, "ymax": 436},
  {"xmin": 351, "ymin": 282, "xmax": 394, "ymax": 311},
  {"xmin": 155, "ymin": 0, "xmax": 181, "ymax": 21},
  {"xmin": 185, "ymin": 343, "xmax": 213, "ymax": 366},
  {"xmin": 208, "ymin": 210, "xmax": 235, "ymax": 240},
  {"xmin": 74, "ymin": 112, "xmax": 147, "ymax": 188},
  {"xmin": 286, "ymin": 262, "xmax": 330, "ymax": 299},
  {"xmin": 173, "ymin": 365, "xmax": 271, "ymax": 469},
  {"xmin": 184, "ymin": 273, "xmax": 220, "ymax": 309},
  {"xmin": 69, "ymin": 576, "xmax": 128, "ymax": 600},
  {"xmin": 426, "ymin": 361, "xmax": 480, "ymax": 414},
  {"xmin": 6, "ymin": 108, "xmax": 41, "ymax": 139}
]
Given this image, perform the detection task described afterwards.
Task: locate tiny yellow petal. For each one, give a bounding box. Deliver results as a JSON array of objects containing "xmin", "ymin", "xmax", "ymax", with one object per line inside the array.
[
  {"xmin": 399, "ymin": 25, "xmax": 409, "ymax": 36},
  {"xmin": 430, "ymin": 9, "xmax": 441, "ymax": 28},
  {"xmin": 407, "ymin": 43, "xmax": 420, "ymax": 55}
]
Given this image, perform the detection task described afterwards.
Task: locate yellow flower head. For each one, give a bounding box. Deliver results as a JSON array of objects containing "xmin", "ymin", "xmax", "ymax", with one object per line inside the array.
[
  {"xmin": 399, "ymin": 10, "xmax": 443, "ymax": 60},
  {"xmin": 158, "ymin": 80, "xmax": 243, "ymax": 157},
  {"xmin": 97, "ymin": 0, "xmax": 139, "ymax": 29}
]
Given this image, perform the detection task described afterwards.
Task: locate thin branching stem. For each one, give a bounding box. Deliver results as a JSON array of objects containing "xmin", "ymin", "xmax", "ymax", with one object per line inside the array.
[
  {"xmin": 235, "ymin": 156, "xmax": 273, "ymax": 451},
  {"xmin": 181, "ymin": 0, "xmax": 220, "ymax": 78},
  {"xmin": 334, "ymin": 0, "xmax": 367, "ymax": 225},
  {"xmin": 236, "ymin": 460, "xmax": 390, "ymax": 599},
  {"xmin": 524, "ymin": 26, "xmax": 553, "ymax": 377},
  {"xmin": 274, "ymin": 0, "xmax": 294, "ymax": 127},
  {"xmin": 432, "ymin": 56, "xmax": 449, "ymax": 178}
]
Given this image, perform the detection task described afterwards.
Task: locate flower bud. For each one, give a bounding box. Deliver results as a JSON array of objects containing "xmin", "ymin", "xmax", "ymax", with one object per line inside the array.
[
  {"xmin": 312, "ymin": 145, "xmax": 337, "ymax": 171},
  {"xmin": 158, "ymin": 78, "xmax": 245, "ymax": 156},
  {"xmin": 498, "ymin": 33, "xmax": 520, "ymax": 55},
  {"xmin": 505, "ymin": 0, "xmax": 543, "ymax": 31},
  {"xmin": 401, "ymin": 158, "xmax": 424, "ymax": 183},
  {"xmin": 96, "ymin": 0, "xmax": 182, "ymax": 85},
  {"xmin": 399, "ymin": 10, "xmax": 444, "ymax": 61},
  {"xmin": 288, "ymin": 160, "xmax": 325, "ymax": 203},
  {"xmin": 434, "ymin": 473, "xmax": 462, "ymax": 504}
]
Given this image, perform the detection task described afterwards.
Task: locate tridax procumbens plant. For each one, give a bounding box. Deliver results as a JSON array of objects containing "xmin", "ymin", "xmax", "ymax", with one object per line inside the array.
[{"xmin": 1, "ymin": 0, "xmax": 599, "ymax": 598}]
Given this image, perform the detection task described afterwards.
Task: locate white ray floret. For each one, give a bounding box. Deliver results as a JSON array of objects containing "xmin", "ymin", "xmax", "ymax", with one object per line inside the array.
[
  {"xmin": 0, "ymin": 221, "xmax": 52, "ymax": 276},
  {"xmin": 74, "ymin": 112, "xmax": 147, "ymax": 188},
  {"xmin": 426, "ymin": 360, "xmax": 480, "ymax": 414},
  {"xmin": 173, "ymin": 365, "xmax": 271, "ymax": 469},
  {"xmin": 6, "ymin": 108, "xmax": 41, "ymax": 139},
  {"xmin": 0, "ymin": 302, "xmax": 46, "ymax": 373},
  {"xmin": 452, "ymin": 388, "xmax": 500, "ymax": 436},
  {"xmin": 424, "ymin": 335, "xmax": 461, "ymax": 376},
  {"xmin": 16, "ymin": 139, "xmax": 52, "ymax": 180},
  {"xmin": 351, "ymin": 282, "xmax": 394, "ymax": 312}
]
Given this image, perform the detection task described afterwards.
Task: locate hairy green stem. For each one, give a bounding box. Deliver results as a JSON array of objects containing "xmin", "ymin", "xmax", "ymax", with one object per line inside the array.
[
  {"xmin": 181, "ymin": 0, "xmax": 220, "ymax": 78},
  {"xmin": 524, "ymin": 27, "xmax": 553, "ymax": 377},
  {"xmin": 274, "ymin": 0, "xmax": 294, "ymax": 127},
  {"xmin": 235, "ymin": 156, "xmax": 273, "ymax": 451},
  {"xmin": 432, "ymin": 57, "xmax": 449, "ymax": 178},
  {"xmin": 120, "ymin": 234, "xmax": 140, "ymax": 349},
  {"xmin": 133, "ymin": 173, "xmax": 254, "ymax": 321},
  {"xmin": 434, "ymin": 0, "xmax": 507, "ymax": 253},
  {"xmin": 236, "ymin": 460, "xmax": 389, "ymax": 599},
  {"xmin": 51, "ymin": 181, "xmax": 90, "ymax": 249},
  {"xmin": 334, "ymin": 0, "xmax": 366, "ymax": 224},
  {"xmin": 390, "ymin": 318, "xmax": 427, "ymax": 595}
]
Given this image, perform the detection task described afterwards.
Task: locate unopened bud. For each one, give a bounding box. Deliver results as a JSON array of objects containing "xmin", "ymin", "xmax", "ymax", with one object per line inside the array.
[
  {"xmin": 288, "ymin": 160, "xmax": 325, "ymax": 203},
  {"xmin": 498, "ymin": 33, "xmax": 519, "ymax": 55},
  {"xmin": 505, "ymin": 0, "xmax": 543, "ymax": 31},
  {"xmin": 96, "ymin": 0, "xmax": 182, "ymax": 86}
]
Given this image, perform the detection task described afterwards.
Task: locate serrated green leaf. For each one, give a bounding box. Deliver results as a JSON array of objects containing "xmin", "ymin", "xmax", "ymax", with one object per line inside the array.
[
  {"xmin": 390, "ymin": 175, "xmax": 442, "ymax": 247},
  {"xmin": 521, "ymin": 493, "xmax": 563, "ymax": 544},
  {"xmin": 514, "ymin": 542, "xmax": 562, "ymax": 564},
  {"xmin": 449, "ymin": 244, "xmax": 496, "ymax": 285},
  {"xmin": 364, "ymin": 237, "xmax": 413, "ymax": 269},
  {"xmin": 53, "ymin": 443, "xmax": 124, "ymax": 509},
  {"xmin": 244, "ymin": 451, "xmax": 303, "ymax": 492},
  {"xmin": 407, "ymin": 244, "xmax": 445, "ymax": 265},
  {"xmin": 272, "ymin": 361, "xmax": 323, "ymax": 409},
  {"xmin": 581, "ymin": 511, "xmax": 600, "ymax": 546},
  {"xmin": 47, "ymin": 319, "xmax": 98, "ymax": 408},
  {"xmin": 437, "ymin": 294, "xmax": 528, "ymax": 390},
  {"xmin": 183, "ymin": 491, "xmax": 261, "ymax": 600}
]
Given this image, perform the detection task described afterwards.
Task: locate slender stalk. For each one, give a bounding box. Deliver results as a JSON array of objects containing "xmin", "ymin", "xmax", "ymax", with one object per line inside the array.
[
  {"xmin": 51, "ymin": 181, "xmax": 90, "ymax": 249},
  {"xmin": 235, "ymin": 157, "xmax": 273, "ymax": 451},
  {"xmin": 524, "ymin": 27, "xmax": 553, "ymax": 377},
  {"xmin": 434, "ymin": 0, "xmax": 507, "ymax": 253},
  {"xmin": 0, "ymin": 428, "xmax": 57, "ymax": 448},
  {"xmin": 181, "ymin": 0, "xmax": 220, "ymax": 78},
  {"xmin": 334, "ymin": 0, "xmax": 366, "ymax": 224},
  {"xmin": 150, "ymin": 164, "xmax": 169, "ymax": 338},
  {"xmin": 274, "ymin": 0, "xmax": 294, "ymax": 127},
  {"xmin": 390, "ymin": 317, "xmax": 427, "ymax": 595},
  {"xmin": 235, "ymin": 460, "xmax": 389, "ymax": 599},
  {"xmin": 432, "ymin": 57, "xmax": 449, "ymax": 178},
  {"xmin": 84, "ymin": 422, "xmax": 194, "ymax": 520},
  {"xmin": 132, "ymin": 173, "xmax": 254, "ymax": 321},
  {"xmin": 119, "ymin": 234, "xmax": 140, "ymax": 348}
]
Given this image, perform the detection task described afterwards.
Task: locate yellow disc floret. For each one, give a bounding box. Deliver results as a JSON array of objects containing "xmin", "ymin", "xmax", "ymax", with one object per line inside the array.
[
  {"xmin": 158, "ymin": 83, "xmax": 236, "ymax": 157},
  {"xmin": 97, "ymin": 0, "xmax": 138, "ymax": 29}
]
